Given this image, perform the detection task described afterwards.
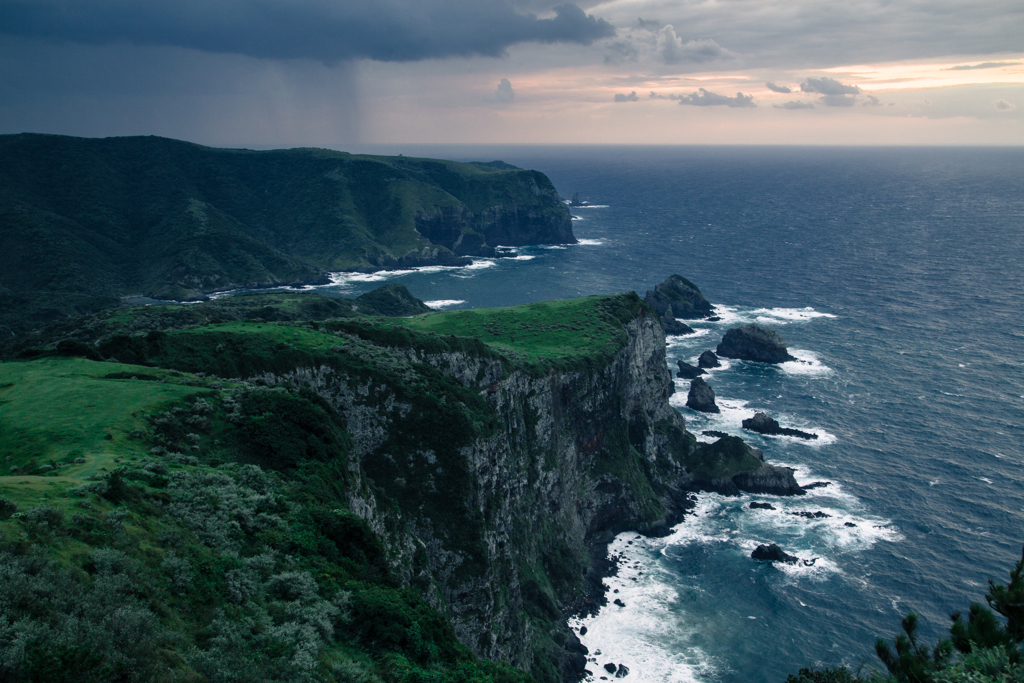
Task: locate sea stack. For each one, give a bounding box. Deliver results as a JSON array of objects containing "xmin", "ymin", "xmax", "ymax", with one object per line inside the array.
[
  {"xmin": 716, "ymin": 324, "xmax": 795, "ymax": 363},
  {"xmin": 676, "ymin": 360, "xmax": 704, "ymax": 379},
  {"xmin": 644, "ymin": 275, "xmax": 715, "ymax": 319},
  {"xmin": 697, "ymin": 350, "xmax": 721, "ymax": 368},
  {"xmin": 686, "ymin": 377, "xmax": 720, "ymax": 413}
]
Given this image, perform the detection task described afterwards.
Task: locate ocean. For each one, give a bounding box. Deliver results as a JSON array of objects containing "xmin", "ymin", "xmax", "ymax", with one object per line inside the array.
[{"xmin": 294, "ymin": 145, "xmax": 1024, "ymax": 681}]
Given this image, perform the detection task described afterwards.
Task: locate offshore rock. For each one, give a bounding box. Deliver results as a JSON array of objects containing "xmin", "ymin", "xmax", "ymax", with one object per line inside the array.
[
  {"xmin": 644, "ymin": 275, "xmax": 714, "ymax": 320},
  {"xmin": 686, "ymin": 377, "xmax": 719, "ymax": 413},
  {"xmin": 661, "ymin": 314, "xmax": 695, "ymax": 336},
  {"xmin": 732, "ymin": 463, "xmax": 804, "ymax": 496},
  {"xmin": 676, "ymin": 360, "xmax": 704, "ymax": 379},
  {"xmin": 716, "ymin": 324, "xmax": 795, "ymax": 364},
  {"xmin": 697, "ymin": 350, "xmax": 720, "ymax": 368},
  {"xmin": 742, "ymin": 412, "xmax": 818, "ymax": 440},
  {"xmin": 749, "ymin": 502, "xmax": 776, "ymax": 510},
  {"xmin": 752, "ymin": 544, "xmax": 798, "ymax": 563}
]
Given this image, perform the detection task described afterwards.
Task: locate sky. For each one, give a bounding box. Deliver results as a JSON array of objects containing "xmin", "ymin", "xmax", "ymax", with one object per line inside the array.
[{"xmin": 0, "ymin": 0, "xmax": 1022, "ymax": 146}]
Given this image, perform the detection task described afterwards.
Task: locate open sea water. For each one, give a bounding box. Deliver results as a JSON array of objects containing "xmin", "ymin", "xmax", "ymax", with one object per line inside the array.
[{"xmin": 281, "ymin": 146, "xmax": 1024, "ymax": 681}]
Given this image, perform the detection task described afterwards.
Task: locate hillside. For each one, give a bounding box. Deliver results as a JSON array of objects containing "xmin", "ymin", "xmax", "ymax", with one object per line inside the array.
[{"xmin": 0, "ymin": 133, "xmax": 574, "ymax": 333}]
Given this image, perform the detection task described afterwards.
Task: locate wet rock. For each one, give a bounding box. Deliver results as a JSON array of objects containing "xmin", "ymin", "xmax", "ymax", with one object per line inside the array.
[
  {"xmin": 791, "ymin": 511, "xmax": 831, "ymax": 519},
  {"xmin": 717, "ymin": 324, "xmax": 795, "ymax": 363},
  {"xmin": 742, "ymin": 412, "xmax": 818, "ymax": 439},
  {"xmin": 702, "ymin": 430, "xmax": 730, "ymax": 439},
  {"xmin": 844, "ymin": 522, "xmax": 857, "ymax": 528},
  {"xmin": 644, "ymin": 275, "xmax": 715, "ymax": 319},
  {"xmin": 733, "ymin": 463, "xmax": 804, "ymax": 496},
  {"xmin": 605, "ymin": 663, "xmax": 618, "ymax": 674},
  {"xmin": 749, "ymin": 502, "xmax": 775, "ymax": 510},
  {"xmin": 697, "ymin": 350, "xmax": 721, "ymax": 368},
  {"xmin": 579, "ymin": 626, "xmax": 588, "ymax": 635},
  {"xmin": 661, "ymin": 315, "xmax": 695, "ymax": 336},
  {"xmin": 751, "ymin": 543, "xmax": 798, "ymax": 564},
  {"xmin": 676, "ymin": 360, "xmax": 704, "ymax": 379},
  {"xmin": 616, "ymin": 664, "xmax": 630, "ymax": 678},
  {"xmin": 686, "ymin": 377, "xmax": 719, "ymax": 413},
  {"xmin": 613, "ymin": 598, "xmax": 626, "ymax": 607},
  {"xmin": 803, "ymin": 481, "xmax": 831, "ymax": 490}
]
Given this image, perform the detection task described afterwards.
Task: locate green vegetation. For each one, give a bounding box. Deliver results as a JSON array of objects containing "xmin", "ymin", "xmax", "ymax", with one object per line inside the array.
[
  {"xmin": 0, "ymin": 133, "xmax": 572, "ymax": 332},
  {"xmin": 786, "ymin": 546, "xmax": 1024, "ymax": 683},
  {"xmin": 399, "ymin": 293, "xmax": 644, "ymax": 370}
]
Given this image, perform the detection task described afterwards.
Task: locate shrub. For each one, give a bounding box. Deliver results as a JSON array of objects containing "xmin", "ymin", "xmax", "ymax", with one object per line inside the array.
[{"xmin": 0, "ymin": 498, "xmax": 17, "ymax": 520}]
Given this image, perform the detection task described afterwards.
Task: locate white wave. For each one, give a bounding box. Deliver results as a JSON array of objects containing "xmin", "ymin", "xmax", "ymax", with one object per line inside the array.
[
  {"xmin": 572, "ymin": 204, "xmax": 609, "ymax": 209},
  {"xmin": 508, "ymin": 254, "xmax": 536, "ymax": 260},
  {"xmin": 536, "ymin": 244, "xmax": 567, "ymax": 250},
  {"xmin": 571, "ymin": 216, "xmax": 584, "ymax": 221},
  {"xmin": 704, "ymin": 304, "xmax": 835, "ymax": 328},
  {"xmin": 424, "ymin": 300, "xmax": 465, "ymax": 309},
  {"xmin": 780, "ymin": 349, "xmax": 833, "ymax": 376},
  {"xmin": 576, "ymin": 238, "xmax": 605, "ymax": 246},
  {"xmin": 573, "ymin": 533, "xmax": 719, "ymax": 683},
  {"xmin": 753, "ymin": 307, "xmax": 838, "ymax": 323}
]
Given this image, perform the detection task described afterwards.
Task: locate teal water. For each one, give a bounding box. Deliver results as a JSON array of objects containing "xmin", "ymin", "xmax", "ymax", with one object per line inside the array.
[{"xmin": 276, "ymin": 146, "xmax": 1024, "ymax": 681}]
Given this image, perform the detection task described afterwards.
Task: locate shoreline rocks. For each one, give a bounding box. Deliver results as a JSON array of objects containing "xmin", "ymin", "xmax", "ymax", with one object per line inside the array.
[
  {"xmin": 661, "ymin": 315, "xmax": 695, "ymax": 336},
  {"xmin": 686, "ymin": 377, "xmax": 719, "ymax": 413},
  {"xmin": 716, "ymin": 324, "xmax": 795, "ymax": 364},
  {"xmin": 741, "ymin": 412, "xmax": 818, "ymax": 440},
  {"xmin": 644, "ymin": 275, "xmax": 715, "ymax": 320}
]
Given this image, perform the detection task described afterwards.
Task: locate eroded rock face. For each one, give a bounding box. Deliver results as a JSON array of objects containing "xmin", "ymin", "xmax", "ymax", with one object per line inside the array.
[
  {"xmin": 716, "ymin": 324, "xmax": 795, "ymax": 364},
  {"xmin": 732, "ymin": 464, "xmax": 804, "ymax": 496},
  {"xmin": 686, "ymin": 377, "xmax": 719, "ymax": 413},
  {"xmin": 252, "ymin": 297, "xmax": 696, "ymax": 676},
  {"xmin": 644, "ymin": 275, "xmax": 714, "ymax": 320}
]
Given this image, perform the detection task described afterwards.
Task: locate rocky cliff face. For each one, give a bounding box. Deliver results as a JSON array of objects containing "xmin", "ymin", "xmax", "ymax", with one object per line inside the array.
[{"xmin": 254, "ymin": 300, "xmax": 693, "ymax": 681}]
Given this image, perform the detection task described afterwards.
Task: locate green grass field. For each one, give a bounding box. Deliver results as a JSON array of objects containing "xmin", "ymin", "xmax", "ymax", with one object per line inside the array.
[
  {"xmin": 398, "ymin": 295, "xmax": 631, "ymax": 361},
  {"xmin": 0, "ymin": 357, "xmax": 217, "ymax": 499}
]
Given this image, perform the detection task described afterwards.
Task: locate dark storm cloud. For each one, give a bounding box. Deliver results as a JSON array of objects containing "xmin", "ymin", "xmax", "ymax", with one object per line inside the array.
[
  {"xmin": 614, "ymin": 90, "xmax": 639, "ymax": 101},
  {"xmin": 946, "ymin": 61, "xmax": 1021, "ymax": 70},
  {"xmin": 800, "ymin": 77, "xmax": 861, "ymax": 96},
  {"xmin": 678, "ymin": 89, "xmax": 755, "ymax": 108},
  {"xmin": 773, "ymin": 101, "xmax": 814, "ymax": 109},
  {"xmin": 765, "ymin": 82, "xmax": 791, "ymax": 93},
  {"xmin": 0, "ymin": 0, "xmax": 615, "ymax": 63}
]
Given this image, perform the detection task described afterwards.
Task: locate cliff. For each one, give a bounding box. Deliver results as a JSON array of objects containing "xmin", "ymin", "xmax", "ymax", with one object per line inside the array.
[
  {"xmin": 0, "ymin": 288, "xmax": 799, "ymax": 682},
  {"xmin": 0, "ymin": 133, "xmax": 574, "ymax": 333}
]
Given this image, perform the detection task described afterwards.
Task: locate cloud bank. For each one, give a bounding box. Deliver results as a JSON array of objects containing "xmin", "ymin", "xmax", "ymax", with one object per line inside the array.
[
  {"xmin": 0, "ymin": 0, "xmax": 615, "ymax": 62},
  {"xmin": 678, "ymin": 89, "xmax": 755, "ymax": 107}
]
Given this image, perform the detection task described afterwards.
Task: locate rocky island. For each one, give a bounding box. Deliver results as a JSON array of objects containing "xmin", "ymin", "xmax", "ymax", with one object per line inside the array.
[{"xmin": 716, "ymin": 323, "xmax": 796, "ymax": 363}]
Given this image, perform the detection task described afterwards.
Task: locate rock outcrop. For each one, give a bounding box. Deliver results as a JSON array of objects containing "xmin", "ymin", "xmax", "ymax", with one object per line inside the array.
[
  {"xmin": 661, "ymin": 316, "xmax": 695, "ymax": 336},
  {"xmin": 676, "ymin": 360, "xmax": 704, "ymax": 379},
  {"xmin": 742, "ymin": 412, "xmax": 818, "ymax": 440},
  {"xmin": 751, "ymin": 544, "xmax": 798, "ymax": 563},
  {"xmin": 644, "ymin": 275, "xmax": 714, "ymax": 320},
  {"xmin": 731, "ymin": 463, "xmax": 805, "ymax": 496},
  {"xmin": 686, "ymin": 377, "xmax": 719, "ymax": 413},
  {"xmin": 697, "ymin": 350, "xmax": 720, "ymax": 368},
  {"xmin": 679, "ymin": 436, "xmax": 803, "ymax": 497},
  {"xmin": 716, "ymin": 324, "xmax": 795, "ymax": 364}
]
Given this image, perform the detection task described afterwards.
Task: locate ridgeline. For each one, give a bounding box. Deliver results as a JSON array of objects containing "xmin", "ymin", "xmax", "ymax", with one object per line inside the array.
[{"xmin": 0, "ymin": 134, "xmax": 574, "ymax": 334}]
